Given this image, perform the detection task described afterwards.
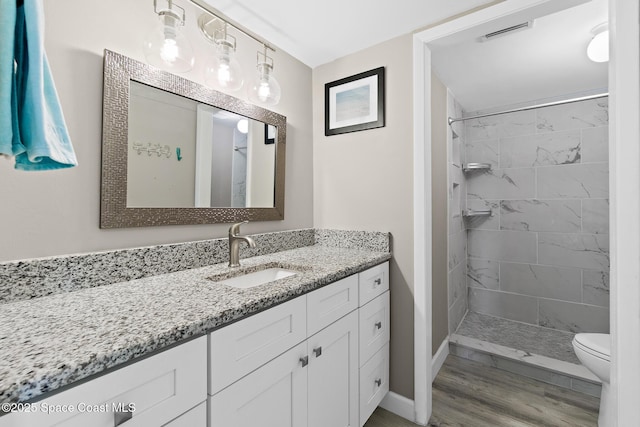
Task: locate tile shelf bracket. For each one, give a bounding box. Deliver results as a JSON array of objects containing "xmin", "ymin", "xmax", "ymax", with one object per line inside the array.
[
  {"xmin": 462, "ymin": 209, "xmax": 493, "ymax": 218},
  {"xmin": 463, "ymin": 163, "xmax": 492, "ymax": 173}
]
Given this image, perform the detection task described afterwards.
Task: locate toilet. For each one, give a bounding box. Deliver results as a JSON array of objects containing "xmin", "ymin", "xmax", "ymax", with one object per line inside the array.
[{"xmin": 572, "ymin": 333, "xmax": 611, "ymax": 426}]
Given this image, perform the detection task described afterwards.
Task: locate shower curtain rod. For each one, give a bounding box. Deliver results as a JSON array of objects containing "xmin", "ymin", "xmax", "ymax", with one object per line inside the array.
[{"xmin": 447, "ymin": 92, "xmax": 609, "ymax": 126}]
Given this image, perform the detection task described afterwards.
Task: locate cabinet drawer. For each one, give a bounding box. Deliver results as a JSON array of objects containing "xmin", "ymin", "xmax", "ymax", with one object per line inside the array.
[
  {"xmin": 359, "ymin": 291, "xmax": 390, "ymax": 366},
  {"xmin": 359, "ymin": 343, "xmax": 389, "ymax": 427},
  {"xmin": 0, "ymin": 337, "xmax": 207, "ymax": 427},
  {"xmin": 307, "ymin": 274, "xmax": 358, "ymax": 336},
  {"xmin": 358, "ymin": 262, "xmax": 389, "ymax": 306},
  {"xmin": 209, "ymin": 296, "xmax": 306, "ymax": 395},
  {"xmin": 163, "ymin": 402, "xmax": 206, "ymax": 427}
]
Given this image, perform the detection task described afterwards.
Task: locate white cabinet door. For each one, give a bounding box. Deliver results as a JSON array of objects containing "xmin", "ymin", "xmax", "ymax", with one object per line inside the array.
[
  {"xmin": 209, "ymin": 342, "xmax": 308, "ymax": 427},
  {"xmin": 307, "ymin": 310, "xmax": 359, "ymax": 427},
  {"xmin": 0, "ymin": 337, "xmax": 207, "ymax": 427}
]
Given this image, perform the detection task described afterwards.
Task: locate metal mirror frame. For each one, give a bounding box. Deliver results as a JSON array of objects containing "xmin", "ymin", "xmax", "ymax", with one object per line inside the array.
[{"xmin": 100, "ymin": 49, "xmax": 286, "ymax": 228}]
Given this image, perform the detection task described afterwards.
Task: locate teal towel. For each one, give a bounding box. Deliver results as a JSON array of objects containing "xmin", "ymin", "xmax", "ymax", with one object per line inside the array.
[
  {"xmin": 14, "ymin": 0, "xmax": 77, "ymax": 170},
  {"xmin": 0, "ymin": 1, "xmax": 25, "ymax": 157}
]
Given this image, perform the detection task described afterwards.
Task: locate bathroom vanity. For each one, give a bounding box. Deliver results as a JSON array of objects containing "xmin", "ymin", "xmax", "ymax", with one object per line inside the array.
[{"xmin": 0, "ymin": 230, "xmax": 391, "ymax": 427}]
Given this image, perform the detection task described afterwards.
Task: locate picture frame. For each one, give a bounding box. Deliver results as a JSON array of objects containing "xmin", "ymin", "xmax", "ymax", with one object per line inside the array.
[
  {"xmin": 265, "ymin": 124, "xmax": 276, "ymax": 145},
  {"xmin": 324, "ymin": 67, "xmax": 385, "ymax": 136}
]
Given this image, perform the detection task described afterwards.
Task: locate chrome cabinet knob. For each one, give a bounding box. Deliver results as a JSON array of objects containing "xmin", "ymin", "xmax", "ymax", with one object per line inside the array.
[
  {"xmin": 313, "ymin": 347, "xmax": 322, "ymax": 358},
  {"xmin": 374, "ymin": 278, "xmax": 382, "ymax": 285},
  {"xmin": 375, "ymin": 378, "xmax": 382, "ymax": 387},
  {"xmin": 299, "ymin": 356, "xmax": 309, "ymax": 367},
  {"xmin": 375, "ymin": 321, "xmax": 382, "ymax": 330}
]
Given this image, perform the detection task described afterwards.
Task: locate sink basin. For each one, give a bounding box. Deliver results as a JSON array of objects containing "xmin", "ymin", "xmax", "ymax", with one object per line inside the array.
[{"xmin": 214, "ymin": 268, "xmax": 298, "ymax": 289}]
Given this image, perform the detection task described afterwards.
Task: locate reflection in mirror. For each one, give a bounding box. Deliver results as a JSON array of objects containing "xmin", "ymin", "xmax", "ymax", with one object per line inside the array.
[
  {"xmin": 127, "ymin": 82, "xmax": 276, "ymax": 208},
  {"xmin": 100, "ymin": 50, "xmax": 286, "ymax": 228}
]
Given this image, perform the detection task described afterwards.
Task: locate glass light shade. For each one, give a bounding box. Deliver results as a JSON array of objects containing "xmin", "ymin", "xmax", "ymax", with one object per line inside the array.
[
  {"xmin": 204, "ymin": 41, "xmax": 244, "ymax": 91},
  {"xmin": 143, "ymin": 11, "xmax": 195, "ymax": 73},
  {"xmin": 236, "ymin": 119, "xmax": 249, "ymax": 134},
  {"xmin": 249, "ymin": 63, "xmax": 281, "ymax": 106},
  {"xmin": 587, "ymin": 30, "xmax": 609, "ymax": 63}
]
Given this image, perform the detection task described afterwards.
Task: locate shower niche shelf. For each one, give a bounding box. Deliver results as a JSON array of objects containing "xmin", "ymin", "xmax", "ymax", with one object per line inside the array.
[
  {"xmin": 462, "ymin": 209, "xmax": 493, "ymax": 218},
  {"xmin": 463, "ymin": 163, "xmax": 492, "ymax": 173}
]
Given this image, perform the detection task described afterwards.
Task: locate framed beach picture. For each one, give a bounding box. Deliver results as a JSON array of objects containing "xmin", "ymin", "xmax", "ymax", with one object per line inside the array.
[{"xmin": 324, "ymin": 67, "xmax": 385, "ymax": 136}]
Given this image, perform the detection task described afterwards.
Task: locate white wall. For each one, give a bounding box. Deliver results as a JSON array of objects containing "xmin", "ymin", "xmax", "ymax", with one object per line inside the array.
[
  {"xmin": 0, "ymin": 0, "xmax": 313, "ymax": 261},
  {"xmin": 313, "ymin": 34, "xmax": 416, "ymax": 399}
]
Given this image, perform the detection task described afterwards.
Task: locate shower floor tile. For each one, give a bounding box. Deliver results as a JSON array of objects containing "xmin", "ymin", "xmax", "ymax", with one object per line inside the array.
[{"xmin": 455, "ymin": 311, "xmax": 580, "ymax": 364}]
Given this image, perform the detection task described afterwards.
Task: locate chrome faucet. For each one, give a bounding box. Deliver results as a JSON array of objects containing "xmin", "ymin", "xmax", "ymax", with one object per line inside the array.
[{"xmin": 228, "ymin": 221, "xmax": 256, "ymax": 267}]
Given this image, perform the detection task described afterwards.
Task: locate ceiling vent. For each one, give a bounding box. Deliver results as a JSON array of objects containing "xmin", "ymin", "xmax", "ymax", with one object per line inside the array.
[{"xmin": 478, "ymin": 21, "xmax": 534, "ymax": 42}]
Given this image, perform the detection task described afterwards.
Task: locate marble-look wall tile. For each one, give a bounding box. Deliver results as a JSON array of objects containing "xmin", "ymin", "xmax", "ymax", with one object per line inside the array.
[
  {"xmin": 466, "ymin": 110, "xmax": 536, "ymax": 141},
  {"xmin": 468, "ymin": 287, "xmax": 538, "ymax": 324},
  {"xmin": 500, "ymin": 199, "xmax": 581, "ymax": 233},
  {"xmin": 467, "ymin": 258, "xmax": 499, "ymax": 290},
  {"xmin": 500, "ymin": 262, "xmax": 582, "ymax": 302},
  {"xmin": 449, "ymin": 292, "xmax": 468, "ymax": 334},
  {"xmin": 465, "ymin": 199, "xmax": 500, "ymax": 230},
  {"xmin": 467, "ymin": 168, "xmax": 535, "ymax": 200},
  {"xmin": 538, "ymin": 233, "xmax": 609, "ymax": 270},
  {"xmin": 539, "ymin": 299, "xmax": 609, "ymax": 333},
  {"xmin": 449, "ymin": 262, "xmax": 467, "ymax": 308},
  {"xmin": 537, "ymin": 163, "xmax": 609, "ymax": 199},
  {"xmin": 500, "ymin": 131, "xmax": 581, "ymax": 168},
  {"xmin": 468, "ymin": 230, "xmax": 537, "ymax": 264},
  {"xmin": 582, "ymin": 199, "xmax": 609, "ymax": 234},
  {"xmin": 452, "ymin": 136, "xmax": 462, "ymax": 167},
  {"xmin": 536, "ymin": 98, "xmax": 608, "ymax": 133},
  {"xmin": 581, "ymin": 126, "xmax": 608, "ymax": 163},
  {"xmin": 583, "ymin": 270, "xmax": 610, "ymax": 307},
  {"xmin": 449, "ymin": 212, "xmax": 465, "ymax": 236},
  {"xmin": 465, "ymin": 139, "xmax": 499, "ymax": 168},
  {"xmin": 448, "ymin": 229, "xmax": 467, "ymax": 270}
]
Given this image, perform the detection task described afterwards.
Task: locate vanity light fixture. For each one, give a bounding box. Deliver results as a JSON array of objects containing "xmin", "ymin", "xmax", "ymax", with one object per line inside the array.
[
  {"xmin": 202, "ymin": 21, "xmax": 244, "ymax": 91},
  {"xmin": 248, "ymin": 45, "xmax": 282, "ymax": 106},
  {"xmin": 143, "ymin": 0, "xmax": 195, "ymax": 73},
  {"xmin": 198, "ymin": 11, "xmax": 280, "ymax": 105},
  {"xmin": 587, "ymin": 23, "xmax": 609, "ymax": 63}
]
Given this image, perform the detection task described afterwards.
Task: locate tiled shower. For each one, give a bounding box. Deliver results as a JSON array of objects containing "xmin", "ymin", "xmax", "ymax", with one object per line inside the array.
[{"xmin": 447, "ymin": 95, "xmax": 610, "ymax": 353}]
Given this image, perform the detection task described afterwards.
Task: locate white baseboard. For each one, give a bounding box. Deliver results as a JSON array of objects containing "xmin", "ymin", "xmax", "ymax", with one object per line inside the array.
[
  {"xmin": 379, "ymin": 391, "xmax": 415, "ymax": 423},
  {"xmin": 432, "ymin": 336, "xmax": 449, "ymax": 379},
  {"xmin": 379, "ymin": 339, "xmax": 448, "ymax": 425}
]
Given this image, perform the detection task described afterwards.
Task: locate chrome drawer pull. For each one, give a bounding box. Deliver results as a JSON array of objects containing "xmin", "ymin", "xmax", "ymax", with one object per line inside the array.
[
  {"xmin": 300, "ymin": 356, "xmax": 309, "ymax": 367},
  {"xmin": 114, "ymin": 407, "xmax": 133, "ymax": 426},
  {"xmin": 375, "ymin": 321, "xmax": 382, "ymax": 330},
  {"xmin": 375, "ymin": 378, "xmax": 382, "ymax": 387},
  {"xmin": 313, "ymin": 347, "xmax": 322, "ymax": 358},
  {"xmin": 374, "ymin": 278, "xmax": 382, "ymax": 286}
]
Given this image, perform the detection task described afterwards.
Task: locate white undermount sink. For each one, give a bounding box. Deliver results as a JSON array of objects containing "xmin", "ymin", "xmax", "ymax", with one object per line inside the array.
[{"xmin": 214, "ymin": 268, "xmax": 298, "ymax": 289}]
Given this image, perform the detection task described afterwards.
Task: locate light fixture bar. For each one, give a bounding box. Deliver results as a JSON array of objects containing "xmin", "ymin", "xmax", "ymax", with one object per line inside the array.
[{"xmin": 189, "ymin": 0, "xmax": 276, "ymax": 53}]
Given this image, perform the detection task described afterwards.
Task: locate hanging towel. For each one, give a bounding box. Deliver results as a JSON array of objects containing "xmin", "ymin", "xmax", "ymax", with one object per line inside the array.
[
  {"xmin": 0, "ymin": 1, "xmax": 25, "ymax": 158},
  {"xmin": 9, "ymin": 0, "xmax": 78, "ymax": 171}
]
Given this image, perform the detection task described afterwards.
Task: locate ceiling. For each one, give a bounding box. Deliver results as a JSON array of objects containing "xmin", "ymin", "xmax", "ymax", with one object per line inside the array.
[
  {"xmin": 431, "ymin": 0, "xmax": 608, "ymax": 112},
  {"xmin": 202, "ymin": 0, "xmax": 495, "ymax": 68}
]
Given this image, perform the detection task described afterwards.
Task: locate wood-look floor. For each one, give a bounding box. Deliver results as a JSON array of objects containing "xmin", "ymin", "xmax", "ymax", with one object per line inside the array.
[{"xmin": 364, "ymin": 355, "xmax": 599, "ymax": 427}]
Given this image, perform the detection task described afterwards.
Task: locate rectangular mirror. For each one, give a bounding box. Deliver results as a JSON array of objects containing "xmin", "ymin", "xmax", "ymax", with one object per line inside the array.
[{"xmin": 101, "ymin": 50, "xmax": 286, "ymax": 228}]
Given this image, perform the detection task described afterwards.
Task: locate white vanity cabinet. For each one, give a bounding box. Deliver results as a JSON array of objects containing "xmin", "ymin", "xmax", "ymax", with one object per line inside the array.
[
  {"xmin": 0, "ymin": 337, "xmax": 207, "ymax": 427},
  {"xmin": 208, "ymin": 262, "xmax": 389, "ymax": 427},
  {"xmin": 0, "ymin": 261, "xmax": 389, "ymax": 427},
  {"xmin": 357, "ymin": 262, "xmax": 390, "ymax": 426}
]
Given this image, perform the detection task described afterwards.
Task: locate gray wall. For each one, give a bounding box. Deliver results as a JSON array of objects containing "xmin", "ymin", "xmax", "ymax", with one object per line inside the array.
[
  {"xmin": 465, "ymin": 97, "xmax": 610, "ymax": 334},
  {"xmin": 312, "ymin": 34, "xmax": 416, "ymax": 399},
  {"xmin": 0, "ymin": 0, "xmax": 313, "ymax": 261}
]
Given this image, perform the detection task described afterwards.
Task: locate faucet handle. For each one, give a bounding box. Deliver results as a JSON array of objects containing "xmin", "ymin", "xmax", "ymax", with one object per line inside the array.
[{"xmin": 229, "ymin": 221, "xmax": 249, "ymax": 237}]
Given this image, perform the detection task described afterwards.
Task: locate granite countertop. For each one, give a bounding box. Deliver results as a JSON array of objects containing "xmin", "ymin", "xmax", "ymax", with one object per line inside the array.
[{"xmin": 0, "ymin": 245, "xmax": 391, "ymax": 404}]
